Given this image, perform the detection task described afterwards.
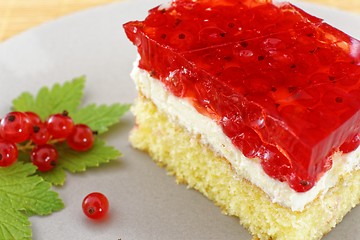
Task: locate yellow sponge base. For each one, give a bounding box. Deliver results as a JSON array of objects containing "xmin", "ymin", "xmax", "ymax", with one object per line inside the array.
[{"xmin": 129, "ymin": 96, "xmax": 360, "ymax": 240}]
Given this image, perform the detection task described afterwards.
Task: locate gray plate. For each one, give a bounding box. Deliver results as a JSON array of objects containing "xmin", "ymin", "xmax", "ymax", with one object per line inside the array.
[{"xmin": 0, "ymin": 0, "xmax": 359, "ymax": 239}]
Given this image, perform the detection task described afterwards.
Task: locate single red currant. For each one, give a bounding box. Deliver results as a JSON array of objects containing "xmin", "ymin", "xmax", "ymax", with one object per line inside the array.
[
  {"xmin": 46, "ymin": 111, "xmax": 74, "ymax": 139},
  {"xmin": 30, "ymin": 123, "xmax": 51, "ymax": 145},
  {"xmin": 0, "ymin": 111, "xmax": 31, "ymax": 143},
  {"xmin": 82, "ymin": 192, "xmax": 109, "ymax": 220},
  {"xmin": 25, "ymin": 111, "xmax": 41, "ymax": 125},
  {"xmin": 31, "ymin": 144, "xmax": 58, "ymax": 172},
  {"xmin": 0, "ymin": 140, "xmax": 18, "ymax": 167},
  {"xmin": 67, "ymin": 124, "xmax": 95, "ymax": 151}
]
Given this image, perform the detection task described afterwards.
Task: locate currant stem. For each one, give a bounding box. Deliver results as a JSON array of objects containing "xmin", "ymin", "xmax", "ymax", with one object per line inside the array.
[{"xmin": 17, "ymin": 141, "xmax": 34, "ymax": 152}]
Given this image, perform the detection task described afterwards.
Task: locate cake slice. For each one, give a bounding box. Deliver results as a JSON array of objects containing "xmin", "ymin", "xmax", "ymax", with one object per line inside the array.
[{"xmin": 123, "ymin": 0, "xmax": 360, "ymax": 239}]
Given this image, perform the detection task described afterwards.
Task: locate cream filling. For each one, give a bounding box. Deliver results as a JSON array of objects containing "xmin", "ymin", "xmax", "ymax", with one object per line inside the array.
[{"xmin": 131, "ymin": 63, "xmax": 360, "ymax": 211}]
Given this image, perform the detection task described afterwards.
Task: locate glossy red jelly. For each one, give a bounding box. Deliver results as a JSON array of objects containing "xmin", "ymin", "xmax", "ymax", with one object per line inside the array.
[{"xmin": 124, "ymin": 0, "xmax": 360, "ymax": 192}]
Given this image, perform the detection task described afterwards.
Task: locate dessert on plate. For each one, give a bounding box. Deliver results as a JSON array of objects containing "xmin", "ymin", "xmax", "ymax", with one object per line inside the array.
[{"xmin": 123, "ymin": 0, "xmax": 360, "ymax": 239}]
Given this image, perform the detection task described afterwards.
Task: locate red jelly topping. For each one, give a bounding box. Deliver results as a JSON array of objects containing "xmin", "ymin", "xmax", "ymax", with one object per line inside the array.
[{"xmin": 124, "ymin": 0, "xmax": 360, "ymax": 192}]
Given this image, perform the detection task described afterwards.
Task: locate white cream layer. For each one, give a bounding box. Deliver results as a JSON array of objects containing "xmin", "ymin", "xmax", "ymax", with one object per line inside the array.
[{"xmin": 131, "ymin": 64, "xmax": 360, "ymax": 211}]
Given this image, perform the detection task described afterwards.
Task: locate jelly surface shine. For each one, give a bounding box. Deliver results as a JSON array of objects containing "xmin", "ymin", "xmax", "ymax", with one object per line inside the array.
[{"xmin": 124, "ymin": 0, "xmax": 360, "ymax": 192}]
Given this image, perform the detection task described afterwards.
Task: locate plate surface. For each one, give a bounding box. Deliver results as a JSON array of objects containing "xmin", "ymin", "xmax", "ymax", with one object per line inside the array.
[{"xmin": 0, "ymin": 0, "xmax": 359, "ymax": 239}]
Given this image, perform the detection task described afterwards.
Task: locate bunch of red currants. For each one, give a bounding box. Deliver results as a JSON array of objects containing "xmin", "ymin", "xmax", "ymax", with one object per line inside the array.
[{"xmin": 0, "ymin": 111, "xmax": 95, "ymax": 171}]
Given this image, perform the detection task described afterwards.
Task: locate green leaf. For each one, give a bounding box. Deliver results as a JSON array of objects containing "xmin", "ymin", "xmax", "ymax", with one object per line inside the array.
[
  {"xmin": 0, "ymin": 162, "xmax": 64, "ymax": 239},
  {"xmin": 11, "ymin": 92, "xmax": 35, "ymax": 113},
  {"xmin": 0, "ymin": 204, "xmax": 31, "ymax": 240},
  {"xmin": 60, "ymin": 139, "xmax": 120, "ymax": 172},
  {"xmin": 12, "ymin": 76, "xmax": 85, "ymax": 120},
  {"xmin": 71, "ymin": 103, "xmax": 131, "ymax": 134},
  {"xmin": 38, "ymin": 139, "xmax": 121, "ymax": 186},
  {"xmin": 38, "ymin": 167, "xmax": 67, "ymax": 186}
]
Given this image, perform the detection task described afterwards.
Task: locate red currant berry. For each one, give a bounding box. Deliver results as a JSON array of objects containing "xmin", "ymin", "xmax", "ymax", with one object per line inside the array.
[
  {"xmin": 30, "ymin": 123, "xmax": 51, "ymax": 145},
  {"xmin": 25, "ymin": 111, "xmax": 41, "ymax": 125},
  {"xmin": 31, "ymin": 144, "xmax": 58, "ymax": 172},
  {"xmin": 46, "ymin": 111, "xmax": 74, "ymax": 139},
  {"xmin": 67, "ymin": 124, "xmax": 95, "ymax": 151},
  {"xmin": 0, "ymin": 111, "xmax": 31, "ymax": 143},
  {"xmin": 0, "ymin": 140, "xmax": 18, "ymax": 167},
  {"xmin": 82, "ymin": 192, "xmax": 109, "ymax": 220}
]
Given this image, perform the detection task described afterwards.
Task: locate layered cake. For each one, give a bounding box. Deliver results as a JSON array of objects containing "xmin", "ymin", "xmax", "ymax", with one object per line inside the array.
[{"xmin": 123, "ymin": 0, "xmax": 360, "ymax": 239}]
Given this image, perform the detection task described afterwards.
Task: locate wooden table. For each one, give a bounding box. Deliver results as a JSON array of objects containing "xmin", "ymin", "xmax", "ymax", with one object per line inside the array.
[{"xmin": 0, "ymin": 0, "xmax": 359, "ymax": 42}]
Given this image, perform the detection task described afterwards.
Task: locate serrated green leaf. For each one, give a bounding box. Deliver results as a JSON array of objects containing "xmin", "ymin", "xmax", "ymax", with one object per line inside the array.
[
  {"xmin": 11, "ymin": 92, "xmax": 35, "ymax": 113},
  {"xmin": 12, "ymin": 77, "xmax": 85, "ymax": 120},
  {"xmin": 71, "ymin": 103, "xmax": 131, "ymax": 134},
  {"xmin": 38, "ymin": 167, "xmax": 67, "ymax": 186},
  {"xmin": 0, "ymin": 204, "xmax": 31, "ymax": 240},
  {"xmin": 0, "ymin": 162, "xmax": 64, "ymax": 215},
  {"xmin": 37, "ymin": 140, "xmax": 121, "ymax": 186},
  {"xmin": 0, "ymin": 162, "xmax": 64, "ymax": 239},
  {"xmin": 58, "ymin": 139, "xmax": 120, "ymax": 173}
]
